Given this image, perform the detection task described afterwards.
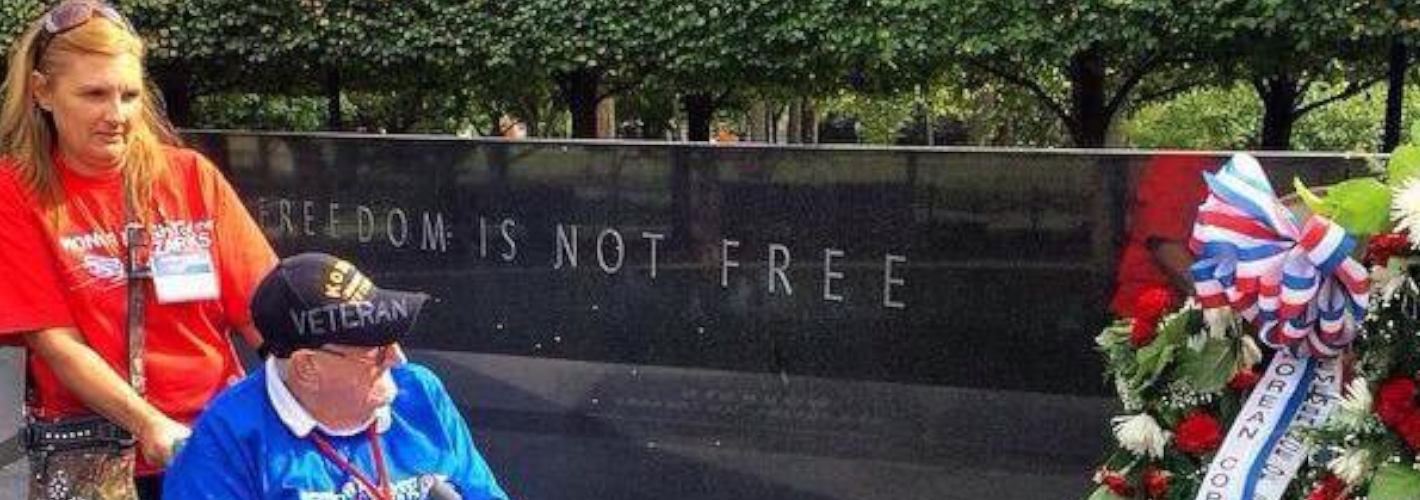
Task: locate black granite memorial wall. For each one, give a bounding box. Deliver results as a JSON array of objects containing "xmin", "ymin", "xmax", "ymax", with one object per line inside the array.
[{"xmin": 189, "ymin": 132, "xmax": 1373, "ymax": 500}]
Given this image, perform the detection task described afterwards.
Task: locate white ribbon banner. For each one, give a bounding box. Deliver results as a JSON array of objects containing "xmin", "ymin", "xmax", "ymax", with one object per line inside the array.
[{"xmin": 1194, "ymin": 351, "xmax": 1341, "ymax": 500}]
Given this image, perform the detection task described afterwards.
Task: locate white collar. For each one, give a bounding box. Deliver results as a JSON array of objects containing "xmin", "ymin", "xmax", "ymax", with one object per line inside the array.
[{"xmin": 265, "ymin": 357, "xmax": 395, "ymax": 438}]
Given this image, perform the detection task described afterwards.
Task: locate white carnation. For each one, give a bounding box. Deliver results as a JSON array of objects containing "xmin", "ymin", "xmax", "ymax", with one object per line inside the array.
[
  {"xmin": 1329, "ymin": 377, "xmax": 1381, "ymax": 432},
  {"xmin": 1327, "ymin": 447, "xmax": 1372, "ymax": 486},
  {"xmin": 1339, "ymin": 377, "xmax": 1373, "ymax": 415},
  {"xmin": 1203, "ymin": 306, "xmax": 1235, "ymax": 340},
  {"xmin": 1238, "ymin": 335, "xmax": 1263, "ymax": 370},
  {"xmin": 1112, "ymin": 413, "xmax": 1171, "ymax": 459},
  {"xmin": 1392, "ymin": 178, "xmax": 1420, "ymax": 248}
]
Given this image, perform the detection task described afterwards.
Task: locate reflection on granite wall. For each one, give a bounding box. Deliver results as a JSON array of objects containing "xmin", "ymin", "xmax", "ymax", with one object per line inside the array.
[{"xmin": 192, "ymin": 134, "xmax": 1368, "ymax": 396}]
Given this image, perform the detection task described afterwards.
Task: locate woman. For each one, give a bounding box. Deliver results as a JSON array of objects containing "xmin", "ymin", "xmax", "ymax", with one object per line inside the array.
[{"xmin": 0, "ymin": 1, "xmax": 276, "ymax": 499}]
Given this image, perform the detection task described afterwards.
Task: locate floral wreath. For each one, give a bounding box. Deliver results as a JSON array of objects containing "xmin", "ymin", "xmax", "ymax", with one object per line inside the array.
[{"xmin": 1087, "ymin": 130, "xmax": 1420, "ymax": 500}]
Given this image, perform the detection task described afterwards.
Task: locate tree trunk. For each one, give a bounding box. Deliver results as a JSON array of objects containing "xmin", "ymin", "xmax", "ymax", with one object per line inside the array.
[
  {"xmin": 771, "ymin": 103, "xmax": 786, "ymax": 143},
  {"xmin": 684, "ymin": 93, "xmax": 716, "ymax": 142},
  {"xmin": 324, "ymin": 66, "xmax": 341, "ymax": 131},
  {"xmin": 786, "ymin": 100, "xmax": 802, "ymax": 144},
  {"xmin": 1257, "ymin": 75, "xmax": 1300, "ymax": 150},
  {"xmin": 745, "ymin": 100, "xmax": 767, "ymax": 142},
  {"xmin": 557, "ymin": 69, "xmax": 602, "ymax": 139},
  {"xmin": 1383, "ymin": 40, "xmax": 1409, "ymax": 152},
  {"xmin": 519, "ymin": 93, "xmax": 543, "ymax": 137},
  {"xmin": 799, "ymin": 97, "xmax": 818, "ymax": 144},
  {"xmin": 154, "ymin": 64, "xmax": 192, "ymax": 127},
  {"xmin": 1067, "ymin": 45, "xmax": 1108, "ymax": 148},
  {"xmin": 597, "ymin": 96, "xmax": 617, "ymax": 138}
]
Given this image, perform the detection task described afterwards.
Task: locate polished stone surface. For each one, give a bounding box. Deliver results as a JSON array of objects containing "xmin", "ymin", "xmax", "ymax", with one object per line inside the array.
[{"xmin": 187, "ymin": 133, "xmax": 1373, "ymax": 499}]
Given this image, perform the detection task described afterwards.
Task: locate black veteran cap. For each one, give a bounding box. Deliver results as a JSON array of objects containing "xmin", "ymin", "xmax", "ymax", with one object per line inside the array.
[{"xmin": 251, "ymin": 252, "xmax": 429, "ymax": 357}]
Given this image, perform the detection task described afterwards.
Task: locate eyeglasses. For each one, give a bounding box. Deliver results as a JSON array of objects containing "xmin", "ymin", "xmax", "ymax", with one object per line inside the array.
[
  {"xmin": 31, "ymin": 0, "xmax": 136, "ymax": 65},
  {"xmin": 311, "ymin": 344, "xmax": 397, "ymax": 366}
]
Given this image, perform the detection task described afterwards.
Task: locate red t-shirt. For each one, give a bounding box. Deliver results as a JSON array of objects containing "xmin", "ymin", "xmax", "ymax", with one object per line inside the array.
[
  {"xmin": 1110, "ymin": 154, "xmax": 1219, "ymax": 318},
  {"xmin": 0, "ymin": 147, "xmax": 275, "ymax": 474}
]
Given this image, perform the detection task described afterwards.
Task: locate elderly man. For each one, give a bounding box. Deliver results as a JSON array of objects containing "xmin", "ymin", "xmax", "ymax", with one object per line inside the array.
[{"xmin": 163, "ymin": 253, "xmax": 510, "ymax": 500}]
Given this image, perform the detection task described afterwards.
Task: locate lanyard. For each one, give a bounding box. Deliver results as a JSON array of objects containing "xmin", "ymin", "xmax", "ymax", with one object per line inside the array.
[{"xmin": 310, "ymin": 426, "xmax": 391, "ymax": 500}]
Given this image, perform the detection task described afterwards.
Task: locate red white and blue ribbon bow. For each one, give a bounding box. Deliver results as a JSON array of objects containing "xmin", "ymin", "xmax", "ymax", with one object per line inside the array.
[{"xmin": 1188, "ymin": 154, "xmax": 1368, "ymax": 358}]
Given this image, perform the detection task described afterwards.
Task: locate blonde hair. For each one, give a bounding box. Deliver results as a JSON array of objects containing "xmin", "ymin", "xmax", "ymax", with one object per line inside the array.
[{"xmin": 0, "ymin": 10, "xmax": 180, "ymax": 221}]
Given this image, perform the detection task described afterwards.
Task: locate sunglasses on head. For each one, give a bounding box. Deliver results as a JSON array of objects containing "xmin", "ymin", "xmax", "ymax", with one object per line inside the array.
[{"xmin": 32, "ymin": 0, "xmax": 136, "ymax": 65}]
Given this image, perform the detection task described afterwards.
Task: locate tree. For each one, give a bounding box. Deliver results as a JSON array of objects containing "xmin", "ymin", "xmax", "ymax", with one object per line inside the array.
[
  {"xmin": 640, "ymin": 0, "xmax": 768, "ymax": 141},
  {"xmin": 643, "ymin": 0, "xmax": 917, "ymax": 141},
  {"xmin": 942, "ymin": 0, "xmax": 1212, "ymax": 148},
  {"xmin": 0, "ymin": 1, "xmax": 42, "ymax": 79},
  {"xmin": 1197, "ymin": 0, "xmax": 1392, "ymax": 150},
  {"xmin": 127, "ymin": 0, "xmax": 299, "ymax": 126},
  {"xmin": 1358, "ymin": 0, "xmax": 1419, "ymax": 151},
  {"xmin": 130, "ymin": 0, "xmax": 495, "ymax": 130},
  {"xmin": 489, "ymin": 0, "xmax": 656, "ymax": 138}
]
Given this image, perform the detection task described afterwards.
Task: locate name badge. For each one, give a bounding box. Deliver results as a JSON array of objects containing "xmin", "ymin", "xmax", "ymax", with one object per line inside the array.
[{"xmin": 151, "ymin": 249, "xmax": 219, "ymax": 303}]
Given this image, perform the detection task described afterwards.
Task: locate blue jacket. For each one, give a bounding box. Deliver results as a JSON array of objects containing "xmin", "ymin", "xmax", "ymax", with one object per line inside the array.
[{"xmin": 164, "ymin": 361, "xmax": 509, "ymax": 500}]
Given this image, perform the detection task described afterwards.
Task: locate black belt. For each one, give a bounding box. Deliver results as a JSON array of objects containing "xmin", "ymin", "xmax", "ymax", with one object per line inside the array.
[{"xmin": 25, "ymin": 415, "xmax": 134, "ymax": 453}]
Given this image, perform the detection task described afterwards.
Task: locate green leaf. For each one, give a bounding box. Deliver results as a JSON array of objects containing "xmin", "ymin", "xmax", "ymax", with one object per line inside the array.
[
  {"xmin": 1133, "ymin": 339, "xmax": 1177, "ymax": 388},
  {"xmin": 1176, "ymin": 338, "xmax": 1238, "ymax": 394},
  {"xmin": 1370, "ymin": 462, "xmax": 1420, "ymax": 500},
  {"xmin": 1389, "ymin": 145, "xmax": 1420, "ymax": 187},
  {"xmin": 1292, "ymin": 177, "xmax": 1328, "ymax": 217},
  {"xmin": 1131, "ymin": 310, "xmax": 1194, "ymax": 387},
  {"xmin": 1320, "ymin": 178, "xmax": 1393, "ymax": 236},
  {"xmin": 1086, "ymin": 485, "xmax": 1130, "ymax": 500}
]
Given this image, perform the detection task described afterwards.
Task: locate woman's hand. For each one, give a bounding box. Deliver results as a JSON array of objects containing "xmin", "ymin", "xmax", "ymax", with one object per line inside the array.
[
  {"xmin": 137, "ymin": 415, "xmax": 191, "ymax": 466},
  {"xmin": 27, "ymin": 327, "xmax": 190, "ymax": 465}
]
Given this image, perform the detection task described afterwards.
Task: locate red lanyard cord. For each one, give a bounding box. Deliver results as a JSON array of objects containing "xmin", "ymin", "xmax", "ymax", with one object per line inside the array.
[{"xmin": 310, "ymin": 426, "xmax": 391, "ymax": 500}]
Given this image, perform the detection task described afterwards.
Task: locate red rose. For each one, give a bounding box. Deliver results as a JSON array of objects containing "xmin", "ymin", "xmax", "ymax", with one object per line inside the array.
[
  {"xmin": 1098, "ymin": 469, "xmax": 1134, "ymax": 497},
  {"xmin": 1175, "ymin": 410, "xmax": 1223, "ymax": 455},
  {"xmin": 1305, "ymin": 474, "xmax": 1349, "ymax": 500},
  {"xmin": 1399, "ymin": 413, "xmax": 1420, "ymax": 451},
  {"xmin": 1135, "ymin": 286, "xmax": 1175, "ymax": 324},
  {"xmin": 1228, "ymin": 369, "xmax": 1260, "ymax": 391},
  {"xmin": 1130, "ymin": 318, "xmax": 1158, "ymax": 347},
  {"xmin": 1366, "ymin": 232, "xmax": 1411, "ymax": 266},
  {"xmin": 1128, "ymin": 287, "xmax": 1175, "ymax": 348},
  {"xmin": 1376, "ymin": 376, "xmax": 1418, "ymax": 427},
  {"xmin": 1143, "ymin": 466, "xmax": 1170, "ymax": 499}
]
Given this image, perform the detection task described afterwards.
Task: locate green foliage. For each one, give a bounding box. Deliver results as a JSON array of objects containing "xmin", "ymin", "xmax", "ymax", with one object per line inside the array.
[
  {"xmin": 1369, "ymin": 460, "xmax": 1420, "ymax": 500},
  {"xmin": 940, "ymin": 0, "xmax": 1222, "ymax": 146},
  {"xmin": 0, "ymin": 0, "xmax": 43, "ymax": 77},
  {"xmin": 1122, "ymin": 85, "xmax": 1259, "ymax": 150},
  {"xmin": 1175, "ymin": 338, "xmax": 1237, "ymax": 395},
  {"xmin": 190, "ymin": 93, "xmax": 327, "ymax": 131},
  {"xmin": 1089, "ymin": 304, "xmax": 1261, "ymax": 499},
  {"xmin": 1125, "ymin": 83, "xmax": 1420, "ymax": 152},
  {"xmin": 0, "ymin": 0, "xmax": 41, "ymax": 49},
  {"xmin": 1302, "ymin": 177, "xmax": 1393, "ymax": 235},
  {"xmin": 821, "ymin": 90, "xmax": 916, "ymax": 144},
  {"xmin": 123, "ymin": 0, "xmax": 494, "ymax": 96},
  {"xmin": 1131, "ymin": 310, "xmax": 1198, "ymax": 389},
  {"xmin": 1352, "ymin": 265, "xmax": 1420, "ymax": 383},
  {"xmin": 191, "ymin": 90, "xmax": 492, "ymax": 134},
  {"xmin": 1393, "ymin": 145, "xmax": 1420, "ymax": 185},
  {"xmin": 1085, "ymin": 486, "xmax": 1129, "ymax": 500},
  {"xmin": 820, "ymin": 77, "xmax": 1067, "ymax": 146},
  {"xmin": 0, "ymin": 0, "xmax": 1412, "ymax": 145},
  {"xmin": 487, "ymin": 0, "xmax": 652, "ymax": 91},
  {"xmin": 1292, "ymin": 84, "xmax": 1420, "ymax": 152}
]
